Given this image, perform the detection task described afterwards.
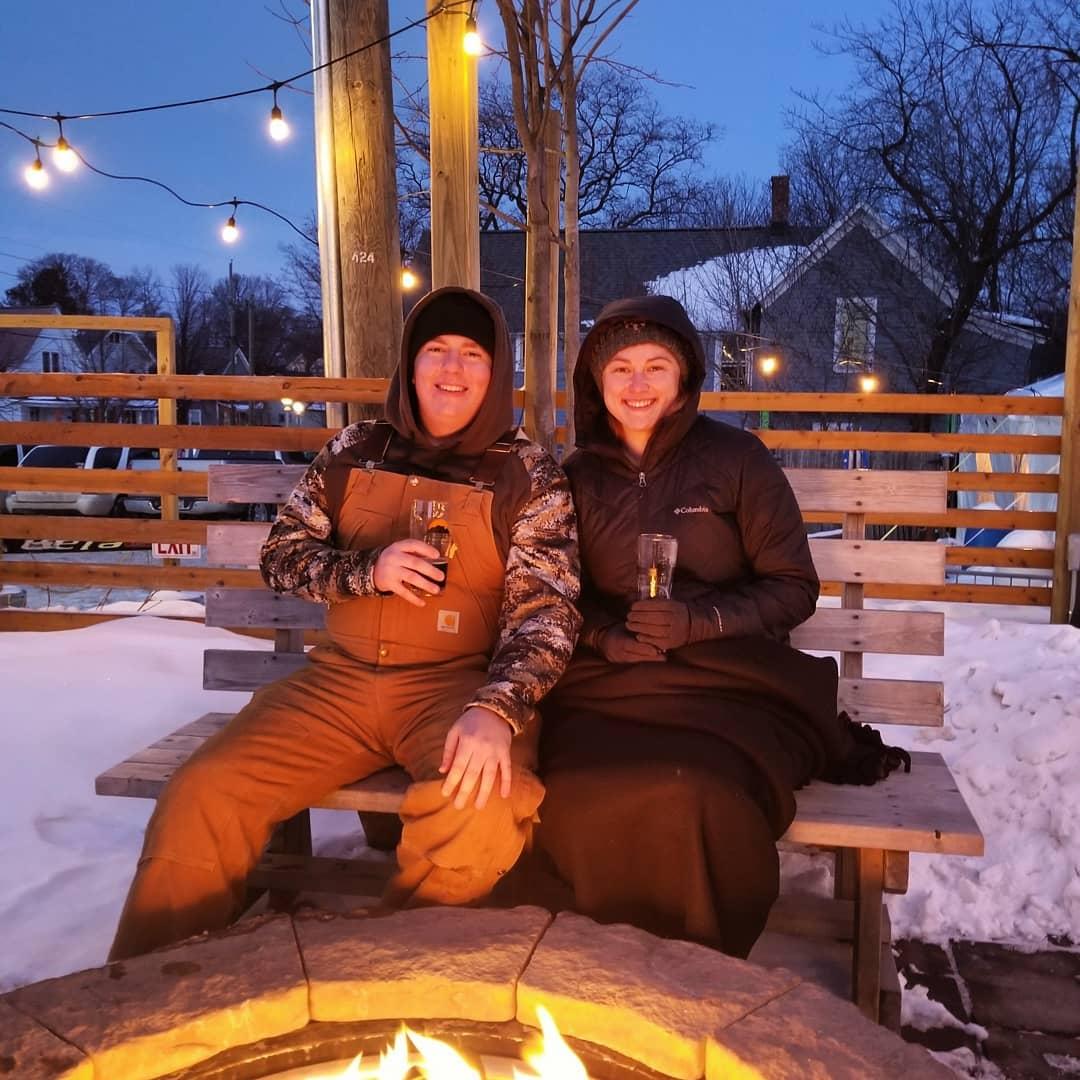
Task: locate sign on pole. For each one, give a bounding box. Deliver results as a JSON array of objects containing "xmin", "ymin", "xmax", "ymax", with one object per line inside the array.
[{"xmin": 152, "ymin": 542, "xmax": 202, "ymax": 560}]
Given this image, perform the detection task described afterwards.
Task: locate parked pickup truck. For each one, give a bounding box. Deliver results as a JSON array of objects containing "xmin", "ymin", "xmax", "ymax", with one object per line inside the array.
[{"xmin": 121, "ymin": 448, "xmax": 312, "ymax": 521}]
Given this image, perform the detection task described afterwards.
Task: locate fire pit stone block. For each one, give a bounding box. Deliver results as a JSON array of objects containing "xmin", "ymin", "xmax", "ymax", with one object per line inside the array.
[
  {"xmin": 517, "ymin": 912, "xmax": 803, "ymax": 1080},
  {"xmin": 0, "ymin": 999, "xmax": 93, "ymax": 1080},
  {"xmin": 296, "ymin": 905, "xmax": 553, "ymax": 1025},
  {"xmin": 707, "ymin": 981, "xmax": 956, "ymax": 1079},
  {"xmin": 2, "ymin": 914, "xmax": 308, "ymax": 1080}
]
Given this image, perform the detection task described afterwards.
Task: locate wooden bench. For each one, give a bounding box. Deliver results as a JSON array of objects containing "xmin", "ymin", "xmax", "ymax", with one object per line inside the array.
[{"xmin": 96, "ymin": 462, "xmax": 984, "ymax": 1026}]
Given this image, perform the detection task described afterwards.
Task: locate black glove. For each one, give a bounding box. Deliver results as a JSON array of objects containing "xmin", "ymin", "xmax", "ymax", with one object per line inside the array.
[
  {"xmin": 595, "ymin": 624, "xmax": 666, "ymax": 664},
  {"xmin": 626, "ymin": 599, "xmax": 693, "ymax": 651},
  {"xmin": 627, "ymin": 598, "xmax": 725, "ymax": 651}
]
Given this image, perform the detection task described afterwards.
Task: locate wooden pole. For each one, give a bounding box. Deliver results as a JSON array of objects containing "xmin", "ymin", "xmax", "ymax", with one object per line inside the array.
[
  {"xmin": 1051, "ymin": 161, "xmax": 1080, "ymax": 623},
  {"xmin": 327, "ymin": 0, "xmax": 402, "ymax": 422},
  {"xmin": 545, "ymin": 106, "xmax": 561, "ymax": 449},
  {"xmin": 426, "ymin": 0, "xmax": 480, "ymax": 289},
  {"xmin": 155, "ymin": 320, "xmax": 178, "ymax": 567}
]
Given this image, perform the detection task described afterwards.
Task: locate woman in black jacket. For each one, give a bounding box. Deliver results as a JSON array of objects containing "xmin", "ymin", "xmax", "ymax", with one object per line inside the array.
[{"xmin": 522, "ymin": 295, "xmax": 890, "ymax": 957}]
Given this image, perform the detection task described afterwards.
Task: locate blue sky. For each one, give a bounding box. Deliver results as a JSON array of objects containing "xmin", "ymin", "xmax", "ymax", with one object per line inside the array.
[{"xmin": 0, "ymin": 1, "xmax": 896, "ymax": 299}]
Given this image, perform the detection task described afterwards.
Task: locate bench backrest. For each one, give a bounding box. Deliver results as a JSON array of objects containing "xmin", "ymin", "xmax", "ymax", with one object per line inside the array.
[{"xmin": 203, "ymin": 464, "xmax": 947, "ymax": 729}]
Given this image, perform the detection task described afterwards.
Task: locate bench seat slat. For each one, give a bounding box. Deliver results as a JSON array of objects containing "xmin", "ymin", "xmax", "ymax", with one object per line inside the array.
[
  {"xmin": 784, "ymin": 469, "xmax": 948, "ymax": 515},
  {"xmin": 203, "ymin": 649, "xmax": 307, "ymax": 690},
  {"xmin": 206, "ymin": 587, "xmax": 325, "ymax": 630},
  {"xmin": 96, "ymin": 722, "xmax": 981, "ymax": 856},
  {"xmin": 207, "ymin": 522, "xmax": 272, "ymax": 568},
  {"xmin": 207, "ymin": 464, "xmax": 305, "ymax": 504}
]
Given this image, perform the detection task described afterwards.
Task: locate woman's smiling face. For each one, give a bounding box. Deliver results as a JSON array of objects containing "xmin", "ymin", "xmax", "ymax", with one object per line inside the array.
[{"xmin": 599, "ymin": 342, "xmax": 683, "ymax": 450}]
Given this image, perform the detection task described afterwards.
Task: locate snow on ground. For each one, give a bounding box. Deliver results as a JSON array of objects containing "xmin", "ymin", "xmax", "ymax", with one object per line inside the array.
[{"xmin": 1, "ymin": 599, "xmax": 1078, "ymax": 1006}]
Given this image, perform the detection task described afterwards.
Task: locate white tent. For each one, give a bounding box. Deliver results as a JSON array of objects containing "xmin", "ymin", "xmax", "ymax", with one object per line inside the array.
[{"xmin": 956, "ymin": 371, "xmax": 1062, "ymax": 517}]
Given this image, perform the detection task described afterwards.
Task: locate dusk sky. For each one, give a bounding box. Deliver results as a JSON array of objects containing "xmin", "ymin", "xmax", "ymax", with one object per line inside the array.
[{"xmin": 0, "ymin": 0, "xmax": 898, "ymax": 300}]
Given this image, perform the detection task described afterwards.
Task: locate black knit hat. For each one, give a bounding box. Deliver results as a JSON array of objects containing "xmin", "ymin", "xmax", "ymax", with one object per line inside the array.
[
  {"xmin": 586, "ymin": 319, "xmax": 693, "ymax": 387},
  {"xmin": 408, "ymin": 291, "xmax": 496, "ymax": 360}
]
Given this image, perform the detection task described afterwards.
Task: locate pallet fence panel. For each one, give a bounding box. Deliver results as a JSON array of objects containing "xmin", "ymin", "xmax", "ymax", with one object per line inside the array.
[{"xmin": 0, "ymin": 317, "xmax": 1069, "ymax": 625}]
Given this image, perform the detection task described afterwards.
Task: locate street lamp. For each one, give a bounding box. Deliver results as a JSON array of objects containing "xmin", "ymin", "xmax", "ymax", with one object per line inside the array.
[
  {"xmin": 858, "ymin": 372, "xmax": 880, "ymax": 394},
  {"xmin": 755, "ymin": 352, "xmax": 780, "ymax": 430}
]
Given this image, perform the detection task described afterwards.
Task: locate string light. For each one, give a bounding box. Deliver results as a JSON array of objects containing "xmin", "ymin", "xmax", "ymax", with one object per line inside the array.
[
  {"xmin": 24, "ymin": 141, "xmax": 48, "ymax": 190},
  {"xmin": 268, "ymin": 85, "xmax": 289, "ymax": 142},
  {"xmin": 221, "ymin": 200, "xmax": 240, "ymax": 244},
  {"xmin": 463, "ymin": 10, "xmax": 483, "ymax": 55},
  {"xmin": 51, "ymin": 119, "xmax": 78, "ymax": 173},
  {"xmin": 758, "ymin": 354, "xmax": 780, "ymax": 377},
  {"xmin": 858, "ymin": 373, "xmax": 881, "ymax": 393},
  {"xmin": 401, "ymin": 266, "xmax": 419, "ymax": 290}
]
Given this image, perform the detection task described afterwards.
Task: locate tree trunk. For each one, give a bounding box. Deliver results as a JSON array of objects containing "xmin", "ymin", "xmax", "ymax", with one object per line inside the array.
[
  {"xmin": 560, "ymin": 9, "xmax": 580, "ymax": 454},
  {"xmin": 328, "ymin": 0, "xmax": 402, "ymax": 423},
  {"xmin": 524, "ymin": 155, "xmax": 556, "ymax": 449}
]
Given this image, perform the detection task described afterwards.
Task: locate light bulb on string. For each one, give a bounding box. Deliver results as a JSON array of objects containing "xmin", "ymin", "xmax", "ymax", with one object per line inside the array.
[
  {"xmin": 24, "ymin": 143, "xmax": 49, "ymax": 190},
  {"xmin": 51, "ymin": 119, "xmax": 78, "ymax": 173},
  {"xmin": 268, "ymin": 85, "xmax": 290, "ymax": 142},
  {"xmin": 221, "ymin": 201, "xmax": 240, "ymax": 244},
  {"xmin": 463, "ymin": 14, "xmax": 483, "ymax": 55},
  {"xmin": 401, "ymin": 266, "xmax": 419, "ymax": 290}
]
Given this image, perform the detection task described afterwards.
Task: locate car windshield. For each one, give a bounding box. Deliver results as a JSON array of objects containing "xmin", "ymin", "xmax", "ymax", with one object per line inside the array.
[
  {"xmin": 21, "ymin": 445, "xmax": 90, "ymax": 468},
  {"xmin": 192, "ymin": 449, "xmax": 280, "ymax": 461}
]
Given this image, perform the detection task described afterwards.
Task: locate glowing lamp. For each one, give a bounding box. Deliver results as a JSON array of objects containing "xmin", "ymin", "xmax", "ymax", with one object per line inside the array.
[
  {"xmin": 401, "ymin": 267, "xmax": 419, "ymax": 290},
  {"xmin": 52, "ymin": 136, "xmax": 78, "ymax": 173},
  {"xmin": 463, "ymin": 15, "xmax": 483, "ymax": 54},
  {"xmin": 221, "ymin": 215, "xmax": 239, "ymax": 244},
  {"xmin": 25, "ymin": 154, "xmax": 49, "ymax": 190},
  {"xmin": 758, "ymin": 354, "xmax": 779, "ymax": 377},
  {"xmin": 268, "ymin": 105, "xmax": 290, "ymax": 142}
]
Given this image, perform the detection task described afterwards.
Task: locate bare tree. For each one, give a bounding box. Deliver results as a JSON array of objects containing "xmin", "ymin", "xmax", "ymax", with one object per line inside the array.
[
  {"xmin": 169, "ymin": 264, "xmax": 212, "ymax": 376},
  {"xmin": 787, "ymin": 0, "xmax": 1078, "ymax": 393}
]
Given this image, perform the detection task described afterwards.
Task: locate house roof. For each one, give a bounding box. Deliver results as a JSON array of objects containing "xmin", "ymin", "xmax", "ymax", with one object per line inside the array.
[
  {"xmin": 414, "ymin": 225, "xmax": 823, "ymax": 334},
  {"xmin": 0, "ymin": 306, "xmax": 61, "ymax": 372},
  {"xmin": 757, "ymin": 204, "xmax": 1044, "ymax": 348}
]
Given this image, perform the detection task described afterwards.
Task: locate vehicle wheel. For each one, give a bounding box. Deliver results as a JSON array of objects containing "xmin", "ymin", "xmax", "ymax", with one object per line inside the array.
[{"xmin": 246, "ymin": 502, "xmax": 276, "ymax": 523}]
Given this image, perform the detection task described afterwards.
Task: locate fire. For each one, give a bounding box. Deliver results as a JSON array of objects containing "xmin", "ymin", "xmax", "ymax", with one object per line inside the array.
[{"xmin": 296, "ymin": 1005, "xmax": 589, "ymax": 1079}]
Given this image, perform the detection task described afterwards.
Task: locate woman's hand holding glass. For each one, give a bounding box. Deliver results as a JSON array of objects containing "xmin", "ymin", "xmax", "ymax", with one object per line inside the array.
[
  {"xmin": 626, "ymin": 598, "xmax": 693, "ymax": 651},
  {"xmin": 596, "ymin": 623, "xmax": 667, "ymax": 663}
]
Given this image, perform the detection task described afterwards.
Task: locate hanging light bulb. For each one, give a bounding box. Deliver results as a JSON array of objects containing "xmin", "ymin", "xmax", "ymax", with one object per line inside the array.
[
  {"xmin": 463, "ymin": 14, "xmax": 483, "ymax": 55},
  {"xmin": 221, "ymin": 201, "xmax": 240, "ymax": 244},
  {"xmin": 51, "ymin": 119, "xmax": 78, "ymax": 173},
  {"xmin": 401, "ymin": 266, "xmax": 419, "ymax": 290},
  {"xmin": 268, "ymin": 86, "xmax": 290, "ymax": 142},
  {"xmin": 24, "ymin": 143, "xmax": 49, "ymax": 190}
]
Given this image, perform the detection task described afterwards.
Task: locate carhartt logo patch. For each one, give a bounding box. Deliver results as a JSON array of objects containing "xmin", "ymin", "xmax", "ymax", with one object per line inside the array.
[{"xmin": 436, "ymin": 609, "xmax": 461, "ymax": 634}]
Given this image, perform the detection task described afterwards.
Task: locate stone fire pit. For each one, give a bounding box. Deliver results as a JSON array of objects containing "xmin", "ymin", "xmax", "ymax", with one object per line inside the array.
[{"xmin": 2, "ymin": 906, "xmax": 951, "ymax": 1079}]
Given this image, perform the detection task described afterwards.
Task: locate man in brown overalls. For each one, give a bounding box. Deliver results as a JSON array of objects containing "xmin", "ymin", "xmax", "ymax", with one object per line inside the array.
[{"xmin": 109, "ymin": 287, "xmax": 581, "ymax": 960}]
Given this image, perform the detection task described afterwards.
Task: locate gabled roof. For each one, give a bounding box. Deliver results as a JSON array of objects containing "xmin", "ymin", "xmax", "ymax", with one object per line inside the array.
[
  {"xmin": 0, "ymin": 305, "xmax": 61, "ymax": 371},
  {"xmin": 416, "ymin": 224, "xmax": 824, "ymax": 334},
  {"xmin": 757, "ymin": 204, "xmax": 1043, "ymax": 348}
]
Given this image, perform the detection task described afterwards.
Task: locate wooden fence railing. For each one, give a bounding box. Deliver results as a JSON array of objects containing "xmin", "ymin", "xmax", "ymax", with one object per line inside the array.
[{"xmin": 0, "ymin": 320, "xmax": 1069, "ymax": 630}]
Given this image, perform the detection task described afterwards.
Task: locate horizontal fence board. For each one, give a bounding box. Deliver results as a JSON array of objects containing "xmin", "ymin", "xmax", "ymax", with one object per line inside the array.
[
  {"xmin": 0, "ymin": 314, "xmax": 171, "ymax": 333},
  {"xmin": 0, "ymin": 562, "xmax": 260, "ymax": 589},
  {"xmin": 757, "ymin": 430, "xmax": 1060, "ymax": 453},
  {"xmin": 786, "ymin": 469, "xmax": 946, "ymax": 514},
  {"xmin": 782, "ymin": 751, "xmax": 984, "ymax": 855},
  {"xmin": 203, "ymin": 648, "xmax": 308, "ymax": 690},
  {"xmin": 206, "ymin": 587, "xmax": 324, "ymax": 630},
  {"xmin": 948, "ymin": 472, "xmax": 1060, "ymax": 494},
  {"xmin": 818, "ymin": 581, "xmax": 1049, "ymax": 605},
  {"xmin": 789, "ymin": 608, "xmax": 944, "ymax": 655},
  {"xmin": 0, "ymin": 515, "xmax": 206, "ymax": 543},
  {"xmin": 0, "ymin": 422, "xmax": 328, "ymax": 453},
  {"xmin": 0, "ymin": 466, "xmax": 206, "ymax": 496},
  {"xmin": 837, "ymin": 678, "xmax": 944, "ymax": 726},
  {"xmin": 809, "ymin": 539, "xmax": 946, "ymax": 585},
  {"xmin": 698, "ymin": 391, "xmax": 1062, "ymax": 417},
  {"xmin": 0, "ymin": 371, "xmax": 387, "ymax": 403},
  {"xmin": 0, "ymin": 610, "xmax": 204, "ymax": 632},
  {"xmin": 944, "ymin": 547, "xmax": 1054, "ymax": 569},
  {"xmin": 207, "ymin": 522, "xmax": 271, "ymax": 566},
  {"xmin": 207, "ymin": 464, "xmax": 305, "ymax": 503},
  {"xmin": 802, "ymin": 508, "xmax": 1057, "ymax": 529}
]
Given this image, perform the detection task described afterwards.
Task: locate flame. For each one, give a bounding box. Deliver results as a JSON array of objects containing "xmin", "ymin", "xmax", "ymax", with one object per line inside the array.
[
  {"xmin": 514, "ymin": 1005, "xmax": 588, "ymax": 1080},
  {"xmin": 297, "ymin": 1007, "xmax": 590, "ymax": 1078}
]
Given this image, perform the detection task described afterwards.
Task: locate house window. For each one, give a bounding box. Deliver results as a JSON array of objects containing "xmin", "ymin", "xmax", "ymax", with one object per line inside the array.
[
  {"xmin": 42, "ymin": 351, "xmax": 61, "ymax": 372},
  {"xmin": 833, "ymin": 297, "xmax": 877, "ymax": 372}
]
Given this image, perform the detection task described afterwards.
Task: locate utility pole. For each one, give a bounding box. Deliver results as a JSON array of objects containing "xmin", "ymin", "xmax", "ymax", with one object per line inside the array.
[
  {"xmin": 426, "ymin": 0, "xmax": 480, "ymax": 289},
  {"xmin": 313, "ymin": 0, "xmax": 402, "ymax": 423}
]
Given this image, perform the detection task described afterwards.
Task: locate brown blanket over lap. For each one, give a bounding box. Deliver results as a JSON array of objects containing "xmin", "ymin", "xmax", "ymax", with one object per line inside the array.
[{"xmin": 541, "ymin": 636, "xmax": 849, "ymax": 839}]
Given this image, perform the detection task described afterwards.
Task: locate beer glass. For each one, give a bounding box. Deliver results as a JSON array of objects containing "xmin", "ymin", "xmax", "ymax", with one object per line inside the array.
[{"xmin": 637, "ymin": 533, "xmax": 678, "ymax": 599}]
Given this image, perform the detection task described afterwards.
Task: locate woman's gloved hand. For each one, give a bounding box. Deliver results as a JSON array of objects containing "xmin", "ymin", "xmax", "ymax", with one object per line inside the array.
[
  {"xmin": 626, "ymin": 598, "xmax": 692, "ymax": 651},
  {"xmin": 596, "ymin": 624, "xmax": 667, "ymax": 663}
]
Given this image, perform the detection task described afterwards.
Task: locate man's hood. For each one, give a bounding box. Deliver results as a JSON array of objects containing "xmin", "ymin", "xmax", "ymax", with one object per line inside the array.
[
  {"xmin": 386, "ymin": 286, "xmax": 514, "ymax": 456},
  {"xmin": 573, "ymin": 294, "xmax": 706, "ymax": 466}
]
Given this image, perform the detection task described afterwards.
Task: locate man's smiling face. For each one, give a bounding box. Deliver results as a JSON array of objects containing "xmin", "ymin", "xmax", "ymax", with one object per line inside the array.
[{"xmin": 413, "ymin": 334, "xmax": 493, "ymax": 437}]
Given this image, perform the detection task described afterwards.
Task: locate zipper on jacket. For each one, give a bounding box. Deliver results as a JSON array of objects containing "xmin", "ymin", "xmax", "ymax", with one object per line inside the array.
[{"xmin": 638, "ymin": 471, "xmax": 646, "ymax": 488}]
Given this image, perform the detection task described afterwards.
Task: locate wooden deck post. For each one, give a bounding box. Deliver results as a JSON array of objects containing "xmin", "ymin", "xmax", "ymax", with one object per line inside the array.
[
  {"xmin": 1051, "ymin": 160, "xmax": 1080, "ymax": 623},
  {"xmin": 321, "ymin": 0, "xmax": 402, "ymax": 423},
  {"xmin": 426, "ymin": 0, "xmax": 480, "ymax": 290}
]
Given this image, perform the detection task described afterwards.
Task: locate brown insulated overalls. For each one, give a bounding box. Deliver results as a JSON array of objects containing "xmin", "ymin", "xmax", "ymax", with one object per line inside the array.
[{"xmin": 109, "ymin": 450, "xmax": 544, "ymax": 961}]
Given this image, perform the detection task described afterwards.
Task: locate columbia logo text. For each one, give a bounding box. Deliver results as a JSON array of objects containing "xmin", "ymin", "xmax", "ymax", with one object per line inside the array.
[{"xmin": 674, "ymin": 505, "xmax": 710, "ymax": 515}]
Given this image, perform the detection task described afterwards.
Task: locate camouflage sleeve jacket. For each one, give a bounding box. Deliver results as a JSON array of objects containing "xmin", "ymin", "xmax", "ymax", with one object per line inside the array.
[{"xmin": 259, "ymin": 424, "xmax": 581, "ymax": 732}]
